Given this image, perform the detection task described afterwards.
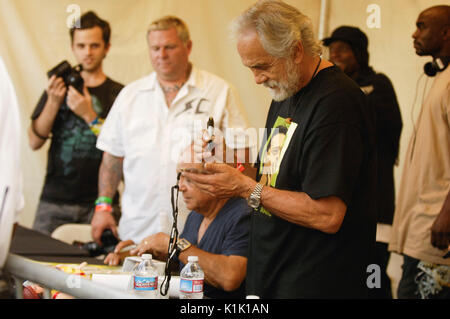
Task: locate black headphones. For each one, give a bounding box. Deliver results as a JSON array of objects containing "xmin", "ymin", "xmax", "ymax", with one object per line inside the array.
[{"xmin": 424, "ymin": 58, "xmax": 449, "ymax": 77}]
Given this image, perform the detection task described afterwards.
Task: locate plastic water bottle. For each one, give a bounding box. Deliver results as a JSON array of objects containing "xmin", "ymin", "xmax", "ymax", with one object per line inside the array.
[
  {"xmin": 179, "ymin": 256, "xmax": 204, "ymax": 299},
  {"xmin": 132, "ymin": 254, "xmax": 158, "ymax": 298}
]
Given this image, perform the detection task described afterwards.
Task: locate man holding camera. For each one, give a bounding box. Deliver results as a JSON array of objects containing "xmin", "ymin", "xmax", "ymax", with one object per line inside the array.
[{"xmin": 28, "ymin": 11, "xmax": 123, "ymax": 235}]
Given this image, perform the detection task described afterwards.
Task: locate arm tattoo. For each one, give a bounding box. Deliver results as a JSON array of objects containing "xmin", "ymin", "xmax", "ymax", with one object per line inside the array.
[{"xmin": 99, "ymin": 152, "xmax": 124, "ymax": 197}]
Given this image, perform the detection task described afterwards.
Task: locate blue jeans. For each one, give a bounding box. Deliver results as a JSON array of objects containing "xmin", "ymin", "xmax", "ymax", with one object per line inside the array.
[{"xmin": 397, "ymin": 255, "xmax": 450, "ymax": 299}]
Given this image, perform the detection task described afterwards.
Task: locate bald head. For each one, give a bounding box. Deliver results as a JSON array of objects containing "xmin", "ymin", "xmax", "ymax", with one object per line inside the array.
[
  {"xmin": 421, "ymin": 5, "xmax": 450, "ymax": 28},
  {"xmin": 176, "ymin": 143, "xmax": 227, "ymax": 214},
  {"xmin": 413, "ymin": 5, "xmax": 450, "ymax": 57}
]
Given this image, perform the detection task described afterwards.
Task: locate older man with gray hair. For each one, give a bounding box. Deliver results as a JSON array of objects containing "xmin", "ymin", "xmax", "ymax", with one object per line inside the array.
[{"xmin": 184, "ymin": 0, "xmax": 377, "ymax": 298}]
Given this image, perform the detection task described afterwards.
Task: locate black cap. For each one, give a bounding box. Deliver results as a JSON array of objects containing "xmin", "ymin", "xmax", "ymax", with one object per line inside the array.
[
  {"xmin": 323, "ymin": 26, "xmax": 368, "ymax": 49},
  {"xmin": 322, "ymin": 26, "xmax": 370, "ymax": 68}
]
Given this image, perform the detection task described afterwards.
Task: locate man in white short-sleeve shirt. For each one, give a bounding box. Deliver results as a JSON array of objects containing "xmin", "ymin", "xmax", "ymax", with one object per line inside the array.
[{"xmin": 92, "ymin": 16, "xmax": 250, "ymax": 250}]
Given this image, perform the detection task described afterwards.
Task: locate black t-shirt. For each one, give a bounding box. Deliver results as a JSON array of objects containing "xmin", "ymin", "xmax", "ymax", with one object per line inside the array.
[
  {"xmin": 31, "ymin": 78, "xmax": 124, "ymax": 204},
  {"xmin": 247, "ymin": 66, "xmax": 377, "ymax": 298},
  {"xmin": 179, "ymin": 198, "xmax": 251, "ymax": 299}
]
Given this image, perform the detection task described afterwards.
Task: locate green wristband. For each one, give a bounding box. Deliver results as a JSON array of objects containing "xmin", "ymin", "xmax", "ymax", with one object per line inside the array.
[{"xmin": 95, "ymin": 196, "xmax": 113, "ymax": 205}]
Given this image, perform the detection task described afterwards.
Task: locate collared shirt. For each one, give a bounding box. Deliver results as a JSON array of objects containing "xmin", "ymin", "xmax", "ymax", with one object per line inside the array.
[
  {"xmin": 389, "ymin": 66, "xmax": 450, "ymax": 266},
  {"xmin": 97, "ymin": 67, "xmax": 249, "ymax": 243}
]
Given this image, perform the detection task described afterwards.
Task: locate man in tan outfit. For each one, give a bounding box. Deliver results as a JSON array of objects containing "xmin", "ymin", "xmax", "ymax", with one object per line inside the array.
[{"xmin": 389, "ymin": 5, "xmax": 450, "ymax": 299}]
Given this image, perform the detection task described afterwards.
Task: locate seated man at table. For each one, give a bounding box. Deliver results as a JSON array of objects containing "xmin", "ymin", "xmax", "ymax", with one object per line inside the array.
[{"xmin": 104, "ymin": 144, "xmax": 251, "ymax": 299}]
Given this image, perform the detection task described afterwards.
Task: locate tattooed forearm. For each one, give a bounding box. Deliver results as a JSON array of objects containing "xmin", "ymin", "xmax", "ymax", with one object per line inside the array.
[{"xmin": 98, "ymin": 152, "xmax": 124, "ymax": 197}]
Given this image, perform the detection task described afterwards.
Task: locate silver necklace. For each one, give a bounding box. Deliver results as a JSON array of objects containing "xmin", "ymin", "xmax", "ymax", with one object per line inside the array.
[{"xmin": 160, "ymin": 82, "xmax": 185, "ymax": 93}]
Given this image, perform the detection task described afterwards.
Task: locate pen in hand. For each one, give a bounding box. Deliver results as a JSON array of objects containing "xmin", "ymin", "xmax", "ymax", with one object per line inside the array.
[{"xmin": 206, "ymin": 117, "xmax": 215, "ymax": 156}]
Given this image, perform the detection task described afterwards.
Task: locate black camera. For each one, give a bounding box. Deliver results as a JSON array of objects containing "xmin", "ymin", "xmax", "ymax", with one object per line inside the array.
[
  {"xmin": 47, "ymin": 60, "xmax": 84, "ymax": 94},
  {"xmin": 80, "ymin": 229, "xmax": 119, "ymax": 257}
]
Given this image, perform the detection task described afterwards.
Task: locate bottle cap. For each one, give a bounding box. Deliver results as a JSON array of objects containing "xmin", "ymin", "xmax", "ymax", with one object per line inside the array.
[
  {"xmin": 142, "ymin": 254, "xmax": 152, "ymax": 260},
  {"xmin": 187, "ymin": 256, "xmax": 198, "ymax": 262}
]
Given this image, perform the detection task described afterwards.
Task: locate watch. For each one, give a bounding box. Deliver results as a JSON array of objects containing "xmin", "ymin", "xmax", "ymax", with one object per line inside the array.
[
  {"xmin": 175, "ymin": 238, "xmax": 191, "ymax": 257},
  {"xmin": 246, "ymin": 183, "xmax": 264, "ymax": 209}
]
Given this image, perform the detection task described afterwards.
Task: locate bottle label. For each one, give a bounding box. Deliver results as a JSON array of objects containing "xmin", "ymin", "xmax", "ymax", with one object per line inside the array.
[
  {"xmin": 180, "ymin": 279, "xmax": 203, "ymax": 293},
  {"xmin": 134, "ymin": 276, "xmax": 158, "ymax": 291}
]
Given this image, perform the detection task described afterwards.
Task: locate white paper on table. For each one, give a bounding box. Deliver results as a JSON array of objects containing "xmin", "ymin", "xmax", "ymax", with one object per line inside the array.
[
  {"xmin": 91, "ymin": 273, "xmax": 132, "ymax": 291},
  {"xmin": 167, "ymin": 276, "xmax": 180, "ymax": 299}
]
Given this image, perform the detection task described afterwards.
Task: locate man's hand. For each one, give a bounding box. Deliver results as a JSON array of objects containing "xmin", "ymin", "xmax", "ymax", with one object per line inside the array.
[
  {"xmin": 431, "ymin": 190, "xmax": 450, "ymax": 252},
  {"xmin": 66, "ymin": 85, "xmax": 97, "ymax": 124},
  {"xmin": 130, "ymin": 233, "xmax": 170, "ymax": 261},
  {"xmin": 104, "ymin": 240, "xmax": 135, "ymax": 266},
  {"xmin": 91, "ymin": 210, "xmax": 118, "ymax": 245},
  {"xmin": 46, "ymin": 75, "xmax": 67, "ymax": 106},
  {"xmin": 181, "ymin": 162, "xmax": 255, "ymax": 199},
  {"xmin": 431, "ymin": 208, "xmax": 450, "ymax": 251}
]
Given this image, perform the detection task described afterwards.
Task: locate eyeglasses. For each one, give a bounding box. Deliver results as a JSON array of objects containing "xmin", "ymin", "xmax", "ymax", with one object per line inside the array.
[{"xmin": 160, "ymin": 172, "xmax": 181, "ymax": 297}]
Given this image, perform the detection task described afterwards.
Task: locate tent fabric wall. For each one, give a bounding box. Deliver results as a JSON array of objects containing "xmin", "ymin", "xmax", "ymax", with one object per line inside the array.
[{"xmin": 0, "ymin": 0, "xmax": 444, "ymax": 230}]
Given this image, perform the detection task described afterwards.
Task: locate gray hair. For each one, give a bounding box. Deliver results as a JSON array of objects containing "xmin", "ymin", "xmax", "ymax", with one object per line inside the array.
[
  {"xmin": 230, "ymin": 0, "xmax": 322, "ymax": 58},
  {"xmin": 147, "ymin": 15, "xmax": 191, "ymax": 44}
]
